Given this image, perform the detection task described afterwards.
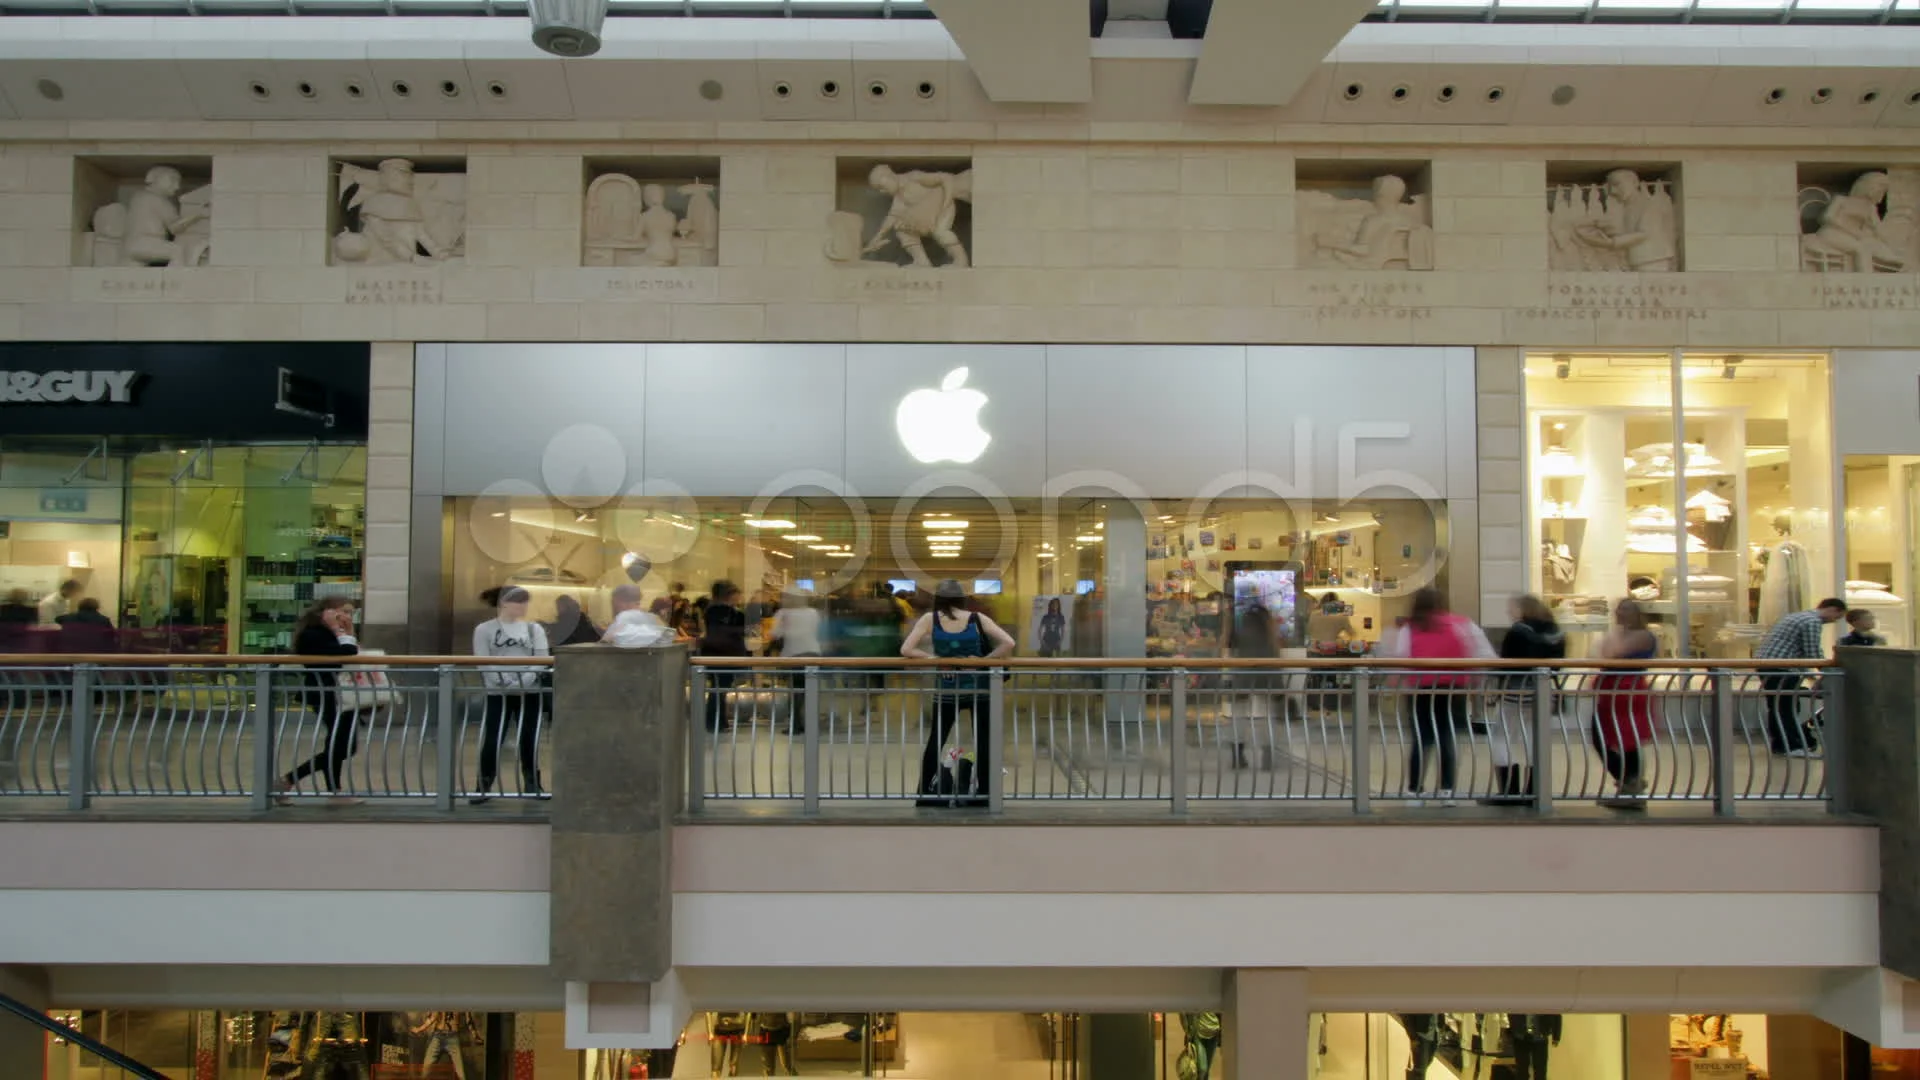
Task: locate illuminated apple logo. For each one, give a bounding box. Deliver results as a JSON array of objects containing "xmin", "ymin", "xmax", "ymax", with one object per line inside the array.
[{"xmin": 896, "ymin": 367, "xmax": 991, "ymax": 465}]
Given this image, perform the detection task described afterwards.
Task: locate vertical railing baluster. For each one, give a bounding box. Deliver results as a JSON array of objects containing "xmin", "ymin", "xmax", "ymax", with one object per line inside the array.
[
  {"xmin": 803, "ymin": 667, "xmax": 821, "ymax": 815},
  {"xmin": 1712, "ymin": 670, "xmax": 1736, "ymax": 818},
  {"xmin": 1821, "ymin": 668, "xmax": 1845, "ymax": 814},
  {"xmin": 1351, "ymin": 671, "xmax": 1371, "ymax": 815},
  {"xmin": 988, "ymin": 667, "xmax": 1005, "ymax": 814},
  {"xmin": 66, "ymin": 664, "xmax": 94, "ymax": 810},
  {"xmin": 251, "ymin": 666, "xmax": 274, "ymax": 812},
  {"xmin": 1170, "ymin": 668, "xmax": 1188, "ymax": 817},
  {"xmin": 687, "ymin": 668, "xmax": 707, "ymax": 814},
  {"xmin": 436, "ymin": 665, "xmax": 457, "ymax": 811},
  {"xmin": 1532, "ymin": 669, "xmax": 1555, "ymax": 817}
]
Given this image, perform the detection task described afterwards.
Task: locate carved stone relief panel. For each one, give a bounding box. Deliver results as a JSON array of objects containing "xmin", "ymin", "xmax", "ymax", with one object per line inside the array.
[
  {"xmin": 329, "ymin": 158, "xmax": 466, "ymax": 266},
  {"xmin": 73, "ymin": 158, "xmax": 213, "ymax": 268},
  {"xmin": 1546, "ymin": 165, "xmax": 1680, "ymax": 272},
  {"xmin": 826, "ymin": 158, "xmax": 973, "ymax": 268},
  {"xmin": 1297, "ymin": 162, "xmax": 1434, "ymax": 272},
  {"xmin": 582, "ymin": 159, "xmax": 719, "ymax": 268},
  {"xmin": 1799, "ymin": 165, "xmax": 1917, "ymax": 274}
]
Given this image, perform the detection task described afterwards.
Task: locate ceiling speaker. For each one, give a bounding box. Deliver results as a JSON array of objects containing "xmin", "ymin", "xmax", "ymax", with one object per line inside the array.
[{"xmin": 530, "ymin": 0, "xmax": 608, "ymax": 57}]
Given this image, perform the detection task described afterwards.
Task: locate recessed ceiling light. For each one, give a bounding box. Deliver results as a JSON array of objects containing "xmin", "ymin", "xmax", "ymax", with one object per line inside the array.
[
  {"xmin": 809, "ymin": 544, "xmax": 844, "ymax": 552},
  {"xmin": 784, "ymin": 534, "xmax": 822, "ymax": 542},
  {"xmin": 745, "ymin": 519, "xmax": 797, "ymax": 529},
  {"xmin": 921, "ymin": 520, "xmax": 968, "ymax": 529},
  {"xmin": 1075, "ymin": 535, "xmax": 1104, "ymax": 543},
  {"xmin": 931, "ymin": 553, "xmax": 960, "ymax": 558}
]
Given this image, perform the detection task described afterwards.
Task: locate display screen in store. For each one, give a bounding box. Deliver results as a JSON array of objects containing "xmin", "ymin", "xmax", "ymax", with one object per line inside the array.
[
  {"xmin": 887, "ymin": 578, "xmax": 917, "ymax": 594},
  {"xmin": 973, "ymin": 579, "xmax": 1003, "ymax": 595}
]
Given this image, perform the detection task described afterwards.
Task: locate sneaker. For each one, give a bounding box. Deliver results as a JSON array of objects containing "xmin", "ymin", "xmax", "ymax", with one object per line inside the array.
[
  {"xmin": 1783, "ymin": 749, "xmax": 1810, "ymax": 759},
  {"xmin": 469, "ymin": 794, "xmax": 493, "ymax": 806},
  {"xmin": 273, "ymin": 779, "xmax": 295, "ymax": 807},
  {"xmin": 1438, "ymin": 790, "xmax": 1458, "ymax": 808},
  {"xmin": 1621, "ymin": 777, "xmax": 1648, "ymax": 797}
]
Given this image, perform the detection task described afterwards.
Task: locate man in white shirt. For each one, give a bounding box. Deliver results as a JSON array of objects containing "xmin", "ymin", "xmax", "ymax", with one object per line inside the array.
[
  {"xmin": 602, "ymin": 584, "xmax": 672, "ymax": 648},
  {"xmin": 37, "ymin": 580, "xmax": 80, "ymax": 626}
]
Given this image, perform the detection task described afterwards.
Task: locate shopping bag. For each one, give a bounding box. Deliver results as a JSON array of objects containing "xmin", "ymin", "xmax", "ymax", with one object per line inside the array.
[{"xmin": 336, "ymin": 648, "xmax": 402, "ymax": 715}]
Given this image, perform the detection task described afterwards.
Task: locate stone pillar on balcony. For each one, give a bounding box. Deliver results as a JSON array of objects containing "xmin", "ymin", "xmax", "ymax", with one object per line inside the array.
[
  {"xmin": 1222, "ymin": 968, "xmax": 1309, "ymax": 1080},
  {"xmin": 0, "ymin": 966, "xmax": 48, "ymax": 1078},
  {"xmin": 550, "ymin": 642, "xmax": 689, "ymax": 1049},
  {"xmin": 1836, "ymin": 645, "xmax": 1920, "ymax": 979}
]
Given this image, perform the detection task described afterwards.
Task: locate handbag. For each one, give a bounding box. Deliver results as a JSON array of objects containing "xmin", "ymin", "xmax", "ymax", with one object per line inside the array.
[{"xmin": 335, "ymin": 648, "xmax": 402, "ymax": 715}]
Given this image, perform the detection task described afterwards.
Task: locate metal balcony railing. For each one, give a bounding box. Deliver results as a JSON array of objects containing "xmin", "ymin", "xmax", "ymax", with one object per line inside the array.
[
  {"xmin": 0, "ymin": 653, "xmax": 1839, "ymax": 817},
  {"xmin": 0, "ymin": 654, "xmax": 554, "ymax": 809},
  {"xmin": 688, "ymin": 659, "xmax": 1839, "ymax": 816}
]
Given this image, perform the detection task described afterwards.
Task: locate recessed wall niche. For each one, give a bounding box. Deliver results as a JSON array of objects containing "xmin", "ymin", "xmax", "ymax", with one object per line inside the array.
[
  {"xmin": 1797, "ymin": 162, "xmax": 1917, "ymax": 274},
  {"xmin": 327, "ymin": 156, "xmax": 467, "ymax": 267},
  {"xmin": 581, "ymin": 157, "xmax": 720, "ymax": 268},
  {"xmin": 72, "ymin": 156, "xmax": 213, "ymax": 268},
  {"xmin": 825, "ymin": 156, "xmax": 973, "ymax": 269},
  {"xmin": 1295, "ymin": 159, "xmax": 1434, "ymax": 271},
  {"xmin": 1546, "ymin": 162, "xmax": 1682, "ymax": 272}
]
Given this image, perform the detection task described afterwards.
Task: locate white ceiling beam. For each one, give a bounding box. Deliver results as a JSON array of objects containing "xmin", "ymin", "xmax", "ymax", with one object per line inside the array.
[
  {"xmin": 923, "ymin": 0, "xmax": 1092, "ymax": 103},
  {"xmin": 1188, "ymin": 0, "xmax": 1379, "ymax": 106}
]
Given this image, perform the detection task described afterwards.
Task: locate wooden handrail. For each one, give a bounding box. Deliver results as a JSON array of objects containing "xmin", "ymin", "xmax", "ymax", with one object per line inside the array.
[{"xmin": 0, "ymin": 652, "xmax": 1835, "ymax": 671}]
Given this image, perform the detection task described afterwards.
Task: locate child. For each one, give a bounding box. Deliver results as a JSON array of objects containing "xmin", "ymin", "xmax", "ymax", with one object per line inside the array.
[{"xmin": 1839, "ymin": 608, "xmax": 1883, "ymax": 647}]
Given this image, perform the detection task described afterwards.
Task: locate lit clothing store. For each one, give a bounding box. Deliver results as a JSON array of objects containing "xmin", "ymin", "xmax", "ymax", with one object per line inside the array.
[
  {"xmin": 1524, "ymin": 350, "xmax": 1852, "ymax": 658},
  {"xmin": 409, "ymin": 344, "xmax": 1479, "ymax": 656},
  {"xmin": 0, "ymin": 342, "xmax": 370, "ymax": 654}
]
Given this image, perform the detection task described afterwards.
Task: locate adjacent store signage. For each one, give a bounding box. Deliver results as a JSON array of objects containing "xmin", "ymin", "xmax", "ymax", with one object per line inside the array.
[
  {"xmin": 0, "ymin": 343, "xmax": 369, "ymax": 439},
  {"xmin": 0, "ymin": 370, "xmax": 138, "ymax": 405},
  {"xmin": 38, "ymin": 490, "xmax": 88, "ymax": 514}
]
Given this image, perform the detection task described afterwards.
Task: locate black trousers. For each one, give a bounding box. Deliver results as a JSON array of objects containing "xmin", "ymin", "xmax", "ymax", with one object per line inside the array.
[
  {"xmin": 918, "ymin": 692, "xmax": 990, "ymax": 798},
  {"xmin": 1588, "ymin": 725, "xmax": 1642, "ymax": 789},
  {"xmin": 704, "ymin": 671, "xmax": 736, "ymax": 731},
  {"xmin": 1407, "ymin": 692, "xmax": 1465, "ymax": 793},
  {"xmin": 478, "ymin": 693, "xmax": 543, "ymax": 793},
  {"xmin": 1511, "ymin": 1035, "xmax": 1551, "ymax": 1080},
  {"xmin": 285, "ymin": 691, "xmax": 359, "ymax": 793},
  {"xmin": 1400, "ymin": 1015, "xmax": 1442, "ymax": 1080},
  {"xmin": 1762, "ymin": 673, "xmax": 1814, "ymax": 753}
]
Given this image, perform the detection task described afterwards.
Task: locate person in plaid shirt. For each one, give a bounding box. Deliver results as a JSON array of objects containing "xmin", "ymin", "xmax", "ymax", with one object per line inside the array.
[{"xmin": 1755, "ymin": 598, "xmax": 1846, "ymax": 757}]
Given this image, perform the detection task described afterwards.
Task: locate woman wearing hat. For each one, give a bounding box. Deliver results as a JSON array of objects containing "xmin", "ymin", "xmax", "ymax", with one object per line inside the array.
[{"xmin": 901, "ymin": 580, "xmax": 1016, "ymax": 806}]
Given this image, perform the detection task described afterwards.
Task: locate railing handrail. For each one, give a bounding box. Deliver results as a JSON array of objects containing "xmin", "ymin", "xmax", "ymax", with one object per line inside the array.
[
  {"xmin": 0, "ymin": 652, "xmax": 1836, "ymax": 671},
  {"xmin": 0, "ymin": 992, "xmax": 169, "ymax": 1080},
  {"xmin": 687, "ymin": 656, "xmax": 1837, "ymax": 671},
  {"xmin": 0, "ymin": 653, "xmax": 558, "ymax": 667}
]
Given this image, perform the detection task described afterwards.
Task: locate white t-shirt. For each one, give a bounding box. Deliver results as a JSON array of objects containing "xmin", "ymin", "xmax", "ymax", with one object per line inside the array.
[
  {"xmin": 38, "ymin": 594, "xmax": 70, "ymax": 625},
  {"xmin": 473, "ymin": 618, "xmax": 549, "ymax": 689},
  {"xmin": 605, "ymin": 608, "xmax": 672, "ymax": 649},
  {"xmin": 771, "ymin": 607, "xmax": 824, "ymax": 656}
]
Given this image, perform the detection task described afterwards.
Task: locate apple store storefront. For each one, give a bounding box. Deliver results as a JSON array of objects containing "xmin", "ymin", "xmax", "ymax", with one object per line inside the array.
[{"xmin": 411, "ymin": 343, "xmax": 1479, "ymax": 659}]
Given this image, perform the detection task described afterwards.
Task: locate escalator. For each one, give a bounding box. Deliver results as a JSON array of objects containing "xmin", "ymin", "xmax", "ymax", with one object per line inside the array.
[{"xmin": 0, "ymin": 991, "xmax": 169, "ymax": 1079}]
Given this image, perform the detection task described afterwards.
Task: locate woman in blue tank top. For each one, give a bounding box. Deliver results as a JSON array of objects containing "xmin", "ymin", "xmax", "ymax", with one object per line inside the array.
[{"xmin": 901, "ymin": 579, "xmax": 1016, "ymax": 806}]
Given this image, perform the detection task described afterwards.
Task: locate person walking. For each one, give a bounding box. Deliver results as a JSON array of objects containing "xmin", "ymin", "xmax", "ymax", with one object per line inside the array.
[
  {"xmin": 275, "ymin": 597, "xmax": 363, "ymax": 806},
  {"xmin": 602, "ymin": 584, "xmax": 675, "ymax": 648},
  {"xmin": 1385, "ymin": 588, "xmax": 1494, "ymax": 807},
  {"xmin": 1593, "ymin": 599, "xmax": 1659, "ymax": 805},
  {"xmin": 771, "ymin": 590, "xmax": 824, "ymax": 733},
  {"xmin": 1755, "ymin": 597, "xmax": 1846, "ymax": 757},
  {"xmin": 546, "ymin": 594, "xmax": 600, "ymax": 647},
  {"xmin": 902, "ymin": 580, "xmax": 1015, "ymax": 807},
  {"xmin": 1489, "ymin": 595, "xmax": 1565, "ymax": 804},
  {"xmin": 470, "ymin": 586, "xmax": 551, "ymax": 803},
  {"xmin": 1226, "ymin": 602, "xmax": 1282, "ymax": 771},
  {"xmin": 697, "ymin": 581, "xmax": 751, "ymax": 731}
]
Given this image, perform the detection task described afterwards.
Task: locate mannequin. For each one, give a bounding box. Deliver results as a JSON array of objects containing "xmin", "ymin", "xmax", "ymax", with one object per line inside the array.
[
  {"xmin": 1506, "ymin": 1014, "xmax": 1561, "ymax": 1080},
  {"xmin": 1759, "ymin": 516, "xmax": 1809, "ymax": 629},
  {"xmin": 303, "ymin": 1012, "xmax": 369, "ymax": 1080},
  {"xmin": 412, "ymin": 1012, "xmax": 473, "ymax": 1079}
]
